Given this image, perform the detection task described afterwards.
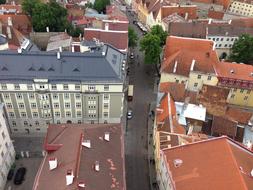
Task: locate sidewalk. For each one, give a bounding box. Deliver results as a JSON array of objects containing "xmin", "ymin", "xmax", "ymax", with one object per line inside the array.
[{"xmin": 147, "ymin": 102, "xmax": 158, "ymax": 190}]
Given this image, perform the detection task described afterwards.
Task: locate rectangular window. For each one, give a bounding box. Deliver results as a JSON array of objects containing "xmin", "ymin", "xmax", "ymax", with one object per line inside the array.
[
  {"xmin": 197, "ymin": 75, "xmax": 201, "ymax": 79},
  {"xmin": 1, "ymin": 84, "xmax": 7, "ymax": 90},
  {"xmin": 76, "ymin": 102, "xmax": 81, "ymax": 108},
  {"xmin": 27, "ymin": 84, "xmax": 33, "ymax": 90},
  {"xmin": 194, "ymin": 83, "xmax": 198, "ymax": 87},
  {"xmin": 104, "ymin": 103, "xmax": 109, "ymax": 109},
  {"xmin": 76, "ymin": 111, "xmax": 82, "ymax": 117},
  {"xmin": 104, "ymin": 94, "xmax": 109, "ymax": 100},
  {"xmin": 5, "ymin": 142, "xmax": 8, "ymax": 149},
  {"xmin": 55, "ymin": 112, "xmax": 60, "ymax": 117},
  {"xmin": 66, "ymin": 111, "xmax": 71, "ymax": 117},
  {"xmin": 240, "ymin": 89, "xmax": 244, "ymax": 93},
  {"xmin": 65, "ymin": 102, "xmax": 70, "ymax": 108},
  {"xmin": 29, "ymin": 93, "xmax": 35, "ymax": 99},
  {"xmin": 231, "ymin": 94, "xmax": 235, "ymax": 99},
  {"xmin": 53, "ymin": 94, "xmax": 58, "ymax": 99},
  {"xmin": 32, "ymin": 112, "xmax": 38, "ymax": 118},
  {"xmin": 14, "ymin": 84, "xmax": 20, "ymax": 90},
  {"xmin": 88, "ymin": 85, "xmax": 95, "ymax": 91},
  {"xmin": 244, "ymin": 96, "xmax": 248, "ymax": 100},
  {"xmin": 104, "ymin": 85, "xmax": 109, "ymax": 91},
  {"xmin": 1, "ymin": 131, "xmax": 5, "ymax": 139},
  {"xmin": 18, "ymin": 103, "xmax": 25, "ymax": 109},
  {"xmin": 75, "ymin": 84, "xmax": 81, "ymax": 90},
  {"xmin": 247, "ymin": 90, "xmax": 251, "ymax": 94},
  {"xmin": 207, "ymin": 76, "xmax": 212, "ymax": 80},
  {"xmin": 54, "ymin": 103, "xmax": 59, "ymax": 108},
  {"xmin": 64, "ymin": 93, "xmax": 70, "ymax": 99},
  {"xmin": 12, "ymin": 121, "xmax": 16, "ymax": 126},
  {"xmin": 3, "ymin": 94, "xmax": 9, "ymax": 99},
  {"xmin": 16, "ymin": 93, "xmax": 22, "ymax": 99},
  {"xmin": 63, "ymin": 84, "xmax": 68, "ymax": 90},
  {"xmin": 6, "ymin": 103, "xmax": 12, "ymax": 109},
  {"xmin": 39, "ymin": 85, "xmax": 45, "ymax": 89},
  {"xmin": 9, "ymin": 112, "xmax": 15, "ymax": 118},
  {"xmin": 175, "ymin": 80, "xmax": 179, "ymax": 83},
  {"xmin": 20, "ymin": 112, "xmax": 27, "ymax": 118},
  {"xmin": 31, "ymin": 103, "xmax": 36, "ymax": 108},
  {"xmin": 75, "ymin": 94, "xmax": 81, "ymax": 99},
  {"xmin": 104, "ymin": 112, "xmax": 108, "ymax": 117},
  {"xmin": 51, "ymin": 84, "xmax": 57, "ymax": 90}
]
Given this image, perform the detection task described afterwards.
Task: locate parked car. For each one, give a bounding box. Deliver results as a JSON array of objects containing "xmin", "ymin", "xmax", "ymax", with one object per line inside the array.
[
  {"xmin": 127, "ymin": 110, "xmax": 133, "ymax": 119},
  {"xmin": 14, "ymin": 167, "xmax": 26, "ymax": 185},
  {"xmin": 7, "ymin": 168, "xmax": 15, "ymax": 180}
]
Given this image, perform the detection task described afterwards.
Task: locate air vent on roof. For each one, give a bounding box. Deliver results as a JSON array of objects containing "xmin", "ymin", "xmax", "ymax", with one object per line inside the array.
[
  {"xmin": 230, "ymin": 69, "xmax": 234, "ymax": 74},
  {"xmin": 28, "ymin": 66, "xmax": 35, "ymax": 71},
  {"xmin": 49, "ymin": 157, "xmax": 57, "ymax": 170},
  {"xmin": 78, "ymin": 182, "xmax": 86, "ymax": 188},
  {"xmin": 104, "ymin": 132, "xmax": 110, "ymax": 141},
  {"xmin": 48, "ymin": 67, "xmax": 55, "ymax": 71},
  {"xmin": 250, "ymin": 72, "xmax": 253, "ymax": 77},
  {"xmin": 39, "ymin": 66, "xmax": 45, "ymax": 71},
  {"xmin": 1, "ymin": 66, "xmax": 8, "ymax": 71},
  {"xmin": 73, "ymin": 68, "xmax": 80, "ymax": 72},
  {"xmin": 173, "ymin": 159, "xmax": 183, "ymax": 168},
  {"xmin": 94, "ymin": 161, "xmax": 100, "ymax": 172},
  {"xmin": 66, "ymin": 169, "xmax": 74, "ymax": 186},
  {"xmin": 82, "ymin": 140, "xmax": 91, "ymax": 148}
]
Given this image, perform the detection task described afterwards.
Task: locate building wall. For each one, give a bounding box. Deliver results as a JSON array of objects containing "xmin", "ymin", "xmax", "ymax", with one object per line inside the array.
[
  {"xmin": 187, "ymin": 72, "xmax": 218, "ymax": 91},
  {"xmin": 138, "ymin": 3, "xmax": 149, "ymax": 24},
  {"xmin": 0, "ymin": 82, "xmax": 124, "ymax": 135},
  {"xmin": 146, "ymin": 12, "xmax": 159, "ymax": 29},
  {"xmin": 160, "ymin": 73, "xmax": 188, "ymax": 84},
  {"xmin": 227, "ymin": 88, "xmax": 253, "ymax": 107},
  {"xmin": 0, "ymin": 104, "xmax": 15, "ymax": 190},
  {"xmin": 0, "ymin": 43, "xmax": 8, "ymax": 51},
  {"xmin": 228, "ymin": 1, "xmax": 253, "ymax": 17}
]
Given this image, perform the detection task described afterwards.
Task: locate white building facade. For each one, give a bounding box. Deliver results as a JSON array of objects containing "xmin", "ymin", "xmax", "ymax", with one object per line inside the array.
[{"xmin": 0, "ymin": 104, "xmax": 15, "ymax": 190}]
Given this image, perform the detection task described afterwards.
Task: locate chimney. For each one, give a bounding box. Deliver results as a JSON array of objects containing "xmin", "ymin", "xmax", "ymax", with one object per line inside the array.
[
  {"xmin": 82, "ymin": 139, "xmax": 91, "ymax": 148},
  {"xmin": 104, "ymin": 132, "xmax": 110, "ymax": 141},
  {"xmin": 7, "ymin": 26, "xmax": 11, "ymax": 39},
  {"xmin": 17, "ymin": 48, "xmax": 22, "ymax": 54},
  {"xmin": 102, "ymin": 51, "xmax": 105, "ymax": 56},
  {"xmin": 105, "ymin": 23, "xmax": 109, "ymax": 31},
  {"xmin": 190, "ymin": 59, "xmax": 195, "ymax": 71},
  {"xmin": 173, "ymin": 61, "xmax": 177, "ymax": 73},
  {"xmin": 156, "ymin": 108, "xmax": 164, "ymax": 113},
  {"xmin": 94, "ymin": 161, "xmax": 99, "ymax": 171},
  {"xmin": 230, "ymin": 69, "xmax": 234, "ymax": 74},
  {"xmin": 46, "ymin": 26, "xmax": 49, "ymax": 32},
  {"xmin": 66, "ymin": 169, "xmax": 74, "ymax": 186},
  {"xmin": 208, "ymin": 18, "xmax": 212, "ymax": 24},
  {"xmin": 57, "ymin": 52, "xmax": 60, "ymax": 60},
  {"xmin": 184, "ymin": 12, "xmax": 188, "ymax": 20},
  {"xmin": 7, "ymin": 17, "xmax": 12, "ymax": 26},
  {"xmin": 59, "ymin": 46, "xmax": 62, "ymax": 52},
  {"xmin": 173, "ymin": 159, "xmax": 183, "ymax": 168},
  {"xmin": 78, "ymin": 182, "xmax": 86, "ymax": 188},
  {"xmin": 71, "ymin": 46, "xmax": 75, "ymax": 53},
  {"xmin": 212, "ymin": 42, "xmax": 215, "ymax": 50},
  {"xmin": 49, "ymin": 157, "xmax": 57, "ymax": 170},
  {"xmin": 228, "ymin": 19, "xmax": 232, "ymax": 24}
]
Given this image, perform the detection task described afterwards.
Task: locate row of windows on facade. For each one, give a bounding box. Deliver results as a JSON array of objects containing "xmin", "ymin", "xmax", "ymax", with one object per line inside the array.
[
  {"xmin": 230, "ymin": 5, "xmax": 253, "ymax": 12},
  {"xmin": 208, "ymin": 37, "xmax": 236, "ymax": 42},
  {"xmin": 230, "ymin": 9, "xmax": 253, "ymax": 15},
  {"xmin": 0, "ymin": 84, "xmax": 110, "ymax": 91},
  {"xmin": 230, "ymin": 94, "xmax": 250, "ymax": 100},
  {"xmin": 8, "ymin": 111, "xmax": 110, "ymax": 119},
  {"xmin": 175, "ymin": 75, "xmax": 212, "ymax": 84},
  {"xmin": 3, "ymin": 93, "xmax": 109, "ymax": 100}
]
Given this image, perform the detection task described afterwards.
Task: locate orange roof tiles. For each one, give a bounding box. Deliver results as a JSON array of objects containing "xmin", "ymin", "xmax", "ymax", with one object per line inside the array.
[
  {"xmin": 159, "ymin": 82, "xmax": 186, "ymax": 102},
  {"xmin": 161, "ymin": 36, "xmax": 217, "ymax": 77},
  {"xmin": 214, "ymin": 61, "xmax": 253, "ymax": 82},
  {"xmin": 208, "ymin": 10, "xmax": 224, "ymax": 19},
  {"xmin": 163, "ymin": 136, "xmax": 253, "ymax": 190},
  {"xmin": 161, "ymin": 6, "xmax": 197, "ymax": 20}
]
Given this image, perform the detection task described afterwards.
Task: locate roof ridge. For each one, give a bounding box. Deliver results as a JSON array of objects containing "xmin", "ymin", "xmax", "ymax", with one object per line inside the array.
[{"xmin": 226, "ymin": 140, "xmax": 248, "ymax": 190}]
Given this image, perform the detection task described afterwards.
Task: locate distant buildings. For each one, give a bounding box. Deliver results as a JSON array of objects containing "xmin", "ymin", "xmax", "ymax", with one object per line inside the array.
[
  {"xmin": 33, "ymin": 123, "xmax": 126, "ymax": 190},
  {"xmin": 0, "ymin": 44, "xmax": 126, "ymax": 135},
  {"xmin": 0, "ymin": 103, "xmax": 15, "ymax": 190}
]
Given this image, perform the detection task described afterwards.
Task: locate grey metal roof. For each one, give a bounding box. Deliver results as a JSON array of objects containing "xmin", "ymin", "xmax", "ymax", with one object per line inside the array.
[{"xmin": 0, "ymin": 44, "xmax": 125, "ymax": 83}]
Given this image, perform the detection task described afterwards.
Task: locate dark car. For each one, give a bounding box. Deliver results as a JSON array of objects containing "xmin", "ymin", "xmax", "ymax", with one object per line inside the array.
[
  {"xmin": 14, "ymin": 167, "xmax": 26, "ymax": 185},
  {"xmin": 7, "ymin": 169, "xmax": 15, "ymax": 180}
]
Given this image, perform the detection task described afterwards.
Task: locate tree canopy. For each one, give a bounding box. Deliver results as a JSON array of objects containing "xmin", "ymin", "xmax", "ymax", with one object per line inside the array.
[
  {"xmin": 140, "ymin": 33, "xmax": 162, "ymax": 65},
  {"xmin": 229, "ymin": 34, "xmax": 253, "ymax": 65},
  {"xmin": 0, "ymin": 0, "xmax": 6, "ymax": 4},
  {"xmin": 22, "ymin": 0, "xmax": 83, "ymax": 37},
  {"xmin": 150, "ymin": 25, "xmax": 167, "ymax": 46},
  {"xmin": 93, "ymin": 0, "xmax": 110, "ymax": 13},
  {"xmin": 128, "ymin": 26, "xmax": 138, "ymax": 48}
]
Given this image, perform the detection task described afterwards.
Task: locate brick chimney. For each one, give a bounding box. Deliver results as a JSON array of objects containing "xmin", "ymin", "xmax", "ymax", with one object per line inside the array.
[
  {"xmin": 49, "ymin": 157, "xmax": 58, "ymax": 170},
  {"xmin": 66, "ymin": 169, "xmax": 74, "ymax": 185}
]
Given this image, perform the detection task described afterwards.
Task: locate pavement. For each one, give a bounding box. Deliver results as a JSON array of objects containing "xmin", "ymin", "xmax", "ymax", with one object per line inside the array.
[
  {"xmin": 4, "ymin": 158, "xmax": 42, "ymax": 190},
  {"xmin": 124, "ymin": 8, "xmax": 157, "ymax": 190}
]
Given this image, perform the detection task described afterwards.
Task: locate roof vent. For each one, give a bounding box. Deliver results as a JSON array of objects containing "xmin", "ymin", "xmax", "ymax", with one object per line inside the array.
[
  {"xmin": 28, "ymin": 66, "xmax": 35, "ymax": 71},
  {"xmin": 94, "ymin": 161, "xmax": 100, "ymax": 171},
  {"xmin": 48, "ymin": 67, "xmax": 55, "ymax": 71},
  {"xmin": 49, "ymin": 157, "xmax": 57, "ymax": 170},
  {"xmin": 18, "ymin": 48, "xmax": 22, "ymax": 54},
  {"xmin": 173, "ymin": 159, "xmax": 183, "ymax": 168},
  {"xmin": 102, "ymin": 51, "xmax": 105, "ymax": 56},
  {"xmin": 250, "ymin": 72, "xmax": 253, "ymax": 77},
  {"xmin": 78, "ymin": 182, "xmax": 86, "ymax": 188},
  {"xmin": 156, "ymin": 108, "xmax": 164, "ymax": 113},
  {"xmin": 251, "ymin": 169, "xmax": 253, "ymax": 177},
  {"xmin": 57, "ymin": 52, "xmax": 60, "ymax": 60},
  {"xmin": 190, "ymin": 59, "xmax": 195, "ymax": 71},
  {"xmin": 104, "ymin": 132, "xmax": 110, "ymax": 141},
  {"xmin": 1, "ymin": 66, "xmax": 8, "ymax": 71},
  {"xmin": 73, "ymin": 68, "xmax": 80, "ymax": 72},
  {"xmin": 82, "ymin": 139, "xmax": 91, "ymax": 148},
  {"xmin": 173, "ymin": 61, "xmax": 177, "ymax": 73},
  {"xmin": 230, "ymin": 69, "xmax": 234, "ymax": 74},
  {"xmin": 39, "ymin": 66, "xmax": 45, "ymax": 71},
  {"xmin": 66, "ymin": 169, "xmax": 74, "ymax": 186}
]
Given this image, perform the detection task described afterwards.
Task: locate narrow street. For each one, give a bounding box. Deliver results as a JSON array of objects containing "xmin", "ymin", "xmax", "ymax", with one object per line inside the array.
[{"xmin": 124, "ymin": 10, "xmax": 157, "ymax": 190}]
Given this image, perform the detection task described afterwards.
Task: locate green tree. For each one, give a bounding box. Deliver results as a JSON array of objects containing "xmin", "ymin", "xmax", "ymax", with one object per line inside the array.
[
  {"xmin": 128, "ymin": 26, "xmax": 138, "ymax": 48},
  {"xmin": 22, "ymin": 0, "xmax": 40, "ymax": 16},
  {"xmin": 150, "ymin": 25, "xmax": 167, "ymax": 46},
  {"xmin": 93, "ymin": 0, "xmax": 110, "ymax": 13},
  {"xmin": 229, "ymin": 34, "xmax": 253, "ymax": 64},
  {"xmin": 140, "ymin": 33, "xmax": 162, "ymax": 65},
  {"xmin": 0, "ymin": 0, "xmax": 6, "ymax": 4}
]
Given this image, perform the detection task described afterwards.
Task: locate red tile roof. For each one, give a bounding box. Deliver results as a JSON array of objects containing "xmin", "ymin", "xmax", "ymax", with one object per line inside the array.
[
  {"xmin": 191, "ymin": 0, "xmax": 230, "ymax": 9},
  {"xmin": 159, "ymin": 82, "xmax": 186, "ymax": 102},
  {"xmin": 33, "ymin": 124, "xmax": 125, "ymax": 190},
  {"xmin": 208, "ymin": 10, "xmax": 224, "ymax": 19},
  {"xmin": 163, "ymin": 136, "xmax": 253, "ymax": 190},
  {"xmin": 0, "ymin": 4, "xmax": 22, "ymax": 13},
  {"xmin": 161, "ymin": 6, "xmax": 197, "ymax": 20},
  {"xmin": 156, "ymin": 93, "xmax": 186, "ymax": 134},
  {"xmin": 161, "ymin": 36, "xmax": 217, "ymax": 76},
  {"xmin": 214, "ymin": 61, "xmax": 253, "ymax": 82}
]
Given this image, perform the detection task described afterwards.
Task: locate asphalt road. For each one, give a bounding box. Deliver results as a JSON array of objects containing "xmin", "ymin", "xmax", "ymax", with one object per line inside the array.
[{"xmin": 125, "ymin": 10, "xmax": 157, "ymax": 190}]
